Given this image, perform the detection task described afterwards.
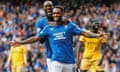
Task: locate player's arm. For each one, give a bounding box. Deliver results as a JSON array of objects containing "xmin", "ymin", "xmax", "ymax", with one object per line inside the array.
[
  {"xmin": 71, "ymin": 23, "xmax": 104, "ymax": 38},
  {"xmin": 76, "ymin": 41, "xmax": 84, "ymax": 67},
  {"xmin": 6, "ymin": 53, "xmax": 11, "ymax": 66},
  {"xmin": 81, "ymin": 30, "xmax": 101, "ymax": 38},
  {"xmin": 98, "ymin": 43, "xmax": 108, "ymax": 65},
  {"xmin": 35, "ymin": 18, "xmax": 46, "ymax": 44},
  {"xmin": 13, "ymin": 36, "xmax": 40, "ymax": 45},
  {"xmin": 6, "ymin": 48, "xmax": 12, "ymax": 66},
  {"xmin": 23, "ymin": 46, "xmax": 27, "ymax": 66},
  {"xmin": 13, "ymin": 25, "xmax": 48, "ymax": 45}
]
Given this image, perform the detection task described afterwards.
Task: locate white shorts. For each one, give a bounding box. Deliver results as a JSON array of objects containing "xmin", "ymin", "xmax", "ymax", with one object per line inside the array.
[
  {"xmin": 51, "ymin": 61, "xmax": 76, "ymax": 72},
  {"xmin": 46, "ymin": 58, "xmax": 52, "ymax": 72}
]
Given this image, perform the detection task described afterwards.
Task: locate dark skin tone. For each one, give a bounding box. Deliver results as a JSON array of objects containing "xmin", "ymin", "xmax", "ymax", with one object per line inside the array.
[
  {"xmin": 11, "ymin": 6, "xmax": 70, "ymax": 45},
  {"xmin": 12, "ymin": 6, "xmax": 106, "ymax": 43},
  {"xmin": 40, "ymin": 3, "xmax": 69, "ymax": 43},
  {"xmin": 12, "ymin": 8, "xmax": 105, "ymax": 46},
  {"xmin": 38, "ymin": 2, "xmax": 53, "ymax": 44},
  {"xmin": 44, "ymin": 3, "xmax": 54, "ymax": 21},
  {"xmin": 76, "ymin": 41, "xmax": 84, "ymax": 71},
  {"xmin": 77, "ymin": 23, "xmax": 107, "ymax": 72}
]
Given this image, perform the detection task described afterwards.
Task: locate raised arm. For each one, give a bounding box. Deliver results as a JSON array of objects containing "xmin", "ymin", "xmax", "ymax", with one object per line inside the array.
[
  {"xmin": 98, "ymin": 43, "xmax": 108, "ymax": 65},
  {"xmin": 6, "ymin": 48, "xmax": 12, "ymax": 67},
  {"xmin": 81, "ymin": 30, "xmax": 101, "ymax": 38},
  {"xmin": 12, "ymin": 36, "xmax": 40, "ymax": 45},
  {"xmin": 70, "ymin": 21, "xmax": 105, "ymax": 38},
  {"xmin": 76, "ymin": 41, "xmax": 84, "ymax": 67}
]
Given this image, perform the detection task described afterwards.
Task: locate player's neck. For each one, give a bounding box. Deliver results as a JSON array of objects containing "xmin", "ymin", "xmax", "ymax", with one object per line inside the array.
[
  {"xmin": 47, "ymin": 16, "xmax": 53, "ymax": 21},
  {"xmin": 56, "ymin": 20, "xmax": 63, "ymax": 25}
]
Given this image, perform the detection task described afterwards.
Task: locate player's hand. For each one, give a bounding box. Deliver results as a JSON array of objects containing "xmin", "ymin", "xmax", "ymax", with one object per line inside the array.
[
  {"xmin": 76, "ymin": 64, "xmax": 80, "ymax": 72},
  {"xmin": 77, "ymin": 63, "xmax": 79, "ymax": 69},
  {"xmin": 99, "ymin": 32, "xmax": 107, "ymax": 38},
  {"xmin": 76, "ymin": 61, "xmax": 80, "ymax": 68},
  {"xmin": 24, "ymin": 62, "xmax": 28, "ymax": 68},
  {"xmin": 99, "ymin": 32, "xmax": 104, "ymax": 37},
  {"xmin": 98, "ymin": 59, "xmax": 103, "ymax": 66},
  {"xmin": 76, "ymin": 60, "xmax": 81, "ymax": 71}
]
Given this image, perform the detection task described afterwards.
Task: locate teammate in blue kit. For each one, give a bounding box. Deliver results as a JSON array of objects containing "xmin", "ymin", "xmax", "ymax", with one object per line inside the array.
[
  {"xmin": 36, "ymin": 1, "xmax": 53, "ymax": 35},
  {"xmin": 12, "ymin": 6, "xmax": 106, "ymax": 72},
  {"xmin": 35, "ymin": 1, "xmax": 54, "ymax": 72}
]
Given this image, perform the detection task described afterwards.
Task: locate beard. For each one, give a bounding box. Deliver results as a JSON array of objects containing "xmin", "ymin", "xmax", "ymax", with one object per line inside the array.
[
  {"xmin": 53, "ymin": 17, "xmax": 59, "ymax": 21},
  {"xmin": 53, "ymin": 17, "xmax": 62, "ymax": 22}
]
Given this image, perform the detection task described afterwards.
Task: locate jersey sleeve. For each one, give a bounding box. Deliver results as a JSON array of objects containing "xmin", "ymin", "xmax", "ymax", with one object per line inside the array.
[
  {"xmin": 79, "ymin": 35, "xmax": 86, "ymax": 42},
  {"xmin": 35, "ymin": 19, "xmax": 43, "ymax": 35},
  {"xmin": 37, "ymin": 25, "xmax": 48, "ymax": 38},
  {"xmin": 71, "ymin": 23, "xmax": 83, "ymax": 35}
]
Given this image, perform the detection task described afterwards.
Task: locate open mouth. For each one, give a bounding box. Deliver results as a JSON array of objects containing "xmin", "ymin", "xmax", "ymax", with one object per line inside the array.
[
  {"xmin": 47, "ymin": 12, "xmax": 52, "ymax": 15},
  {"xmin": 47, "ymin": 11, "xmax": 52, "ymax": 13},
  {"xmin": 47, "ymin": 10, "xmax": 52, "ymax": 15},
  {"xmin": 47, "ymin": 9, "xmax": 52, "ymax": 12}
]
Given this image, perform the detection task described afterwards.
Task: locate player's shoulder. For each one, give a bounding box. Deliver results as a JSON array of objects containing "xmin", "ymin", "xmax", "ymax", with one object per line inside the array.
[
  {"xmin": 80, "ymin": 30, "xmax": 89, "ymax": 37},
  {"xmin": 64, "ymin": 21, "xmax": 75, "ymax": 26},
  {"xmin": 42, "ymin": 25, "xmax": 50, "ymax": 29},
  {"xmin": 37, "ymin": 16, "xmax": 47, "ymax": 22},
  {"xmin": 35, "ymin": 17, "xmax": 47, "ymax": 26}
]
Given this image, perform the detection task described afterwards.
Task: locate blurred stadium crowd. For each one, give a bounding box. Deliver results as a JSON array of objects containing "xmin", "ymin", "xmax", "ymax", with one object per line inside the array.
[{"xmin": 0, "ymin": 0, "xmax": 120, "ymax": 72}]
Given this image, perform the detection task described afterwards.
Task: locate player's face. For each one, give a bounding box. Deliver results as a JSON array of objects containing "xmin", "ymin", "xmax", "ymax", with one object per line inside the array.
[
  {"xmin": 44, "ymin": 4, "xmax": 53, "ymax": 17},
  {"xmin": 53, "ymin": 8, "xmax": 63, "ymax": 21},
  {"xmin": 92, "ymin": 23, "xmax": 100, "ymax": 31}
]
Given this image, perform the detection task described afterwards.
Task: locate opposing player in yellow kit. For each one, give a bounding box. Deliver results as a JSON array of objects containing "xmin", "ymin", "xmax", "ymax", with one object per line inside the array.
[
  {"xmin": 77, "ymin": 21, "xmax": 107, "ymax": 72},
  {"xmin": 6, "ymin": 30, "xmax": 27, "ymax": 72}
]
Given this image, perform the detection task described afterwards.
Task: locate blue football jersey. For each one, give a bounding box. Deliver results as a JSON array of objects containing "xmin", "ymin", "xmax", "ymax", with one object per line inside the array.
[
  {"xmin": 35, "ymin": 17, "xmax": 52, "ymax": 58},
  {"xmin": 38, "ymin": 22, "xmax": 83, "ymax": 64}
]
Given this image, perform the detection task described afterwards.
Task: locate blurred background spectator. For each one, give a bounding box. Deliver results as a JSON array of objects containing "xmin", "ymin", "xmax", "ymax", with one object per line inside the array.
[{"xmin": 0, "ymin": 0, "xmax": 119, "ymax": 72}]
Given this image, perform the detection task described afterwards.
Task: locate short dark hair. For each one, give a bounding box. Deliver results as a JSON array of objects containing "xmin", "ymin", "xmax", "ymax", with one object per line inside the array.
[{"xmin": 54, "ymin": 5, "xmax": 64, "ymax": 13}]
